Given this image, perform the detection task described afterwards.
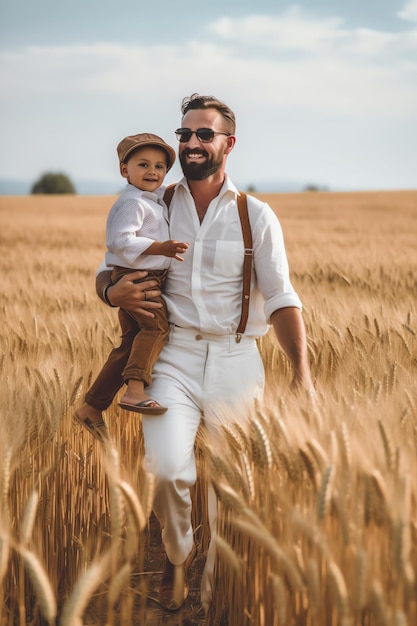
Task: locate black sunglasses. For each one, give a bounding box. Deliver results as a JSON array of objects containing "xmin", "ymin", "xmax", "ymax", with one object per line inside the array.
[{"xmin": 175, "ymin": 128, "xmax": 231, "ymax": 143}]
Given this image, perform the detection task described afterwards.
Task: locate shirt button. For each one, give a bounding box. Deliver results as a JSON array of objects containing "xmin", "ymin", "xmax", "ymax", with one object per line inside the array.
[{"xmin": 195, "ymin": 334, "xmax": 203, "ymax": 340}]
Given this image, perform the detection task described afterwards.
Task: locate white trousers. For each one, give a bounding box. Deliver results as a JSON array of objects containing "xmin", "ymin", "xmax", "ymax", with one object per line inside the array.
[{"xmin": 143, "ymin": 325, "xmax": 265, "ymax": 607}]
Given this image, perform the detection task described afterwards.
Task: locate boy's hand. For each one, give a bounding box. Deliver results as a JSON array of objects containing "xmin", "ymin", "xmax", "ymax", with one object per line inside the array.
[
  {"xmin": 166, "ymin": 240, "xmax": 189, "ymax": 261},
  {"xmin": 147, "ymin": 240, "xmax": 190, "ymax": 261}
]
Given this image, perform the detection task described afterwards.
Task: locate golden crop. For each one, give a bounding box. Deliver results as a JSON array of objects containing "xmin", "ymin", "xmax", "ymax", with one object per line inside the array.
[{"xmin": 0, "ymin": 191, "xmax": 416, "ymax": 625}]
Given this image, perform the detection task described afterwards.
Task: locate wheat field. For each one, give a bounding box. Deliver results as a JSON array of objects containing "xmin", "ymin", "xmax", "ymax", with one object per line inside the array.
[{"xmin": 0, "ymin": 191, "xmax": 416, "ymax": 626}]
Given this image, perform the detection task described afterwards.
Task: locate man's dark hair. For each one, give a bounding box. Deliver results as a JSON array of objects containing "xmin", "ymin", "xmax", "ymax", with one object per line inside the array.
[{"xmin": 181, "ymin": 93, "xmax": 236, "ymax": 135}]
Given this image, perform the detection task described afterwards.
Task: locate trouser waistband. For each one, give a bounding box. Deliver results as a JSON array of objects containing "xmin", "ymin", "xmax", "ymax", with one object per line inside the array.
[{"xmin": 168, "ymin": 324, "xmax": 256, "ymax": 345}]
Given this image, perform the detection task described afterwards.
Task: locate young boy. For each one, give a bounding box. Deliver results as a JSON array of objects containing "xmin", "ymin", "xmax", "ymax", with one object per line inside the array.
[{"xmin": 75, "ymin": 133, "xmax": 188, "ymax": 441}]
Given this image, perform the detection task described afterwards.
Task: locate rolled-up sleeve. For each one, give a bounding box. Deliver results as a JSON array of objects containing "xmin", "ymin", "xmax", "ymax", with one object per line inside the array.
[{"xmin": 252, "ymin": 202, "xmax": 302, "ymax": 323}]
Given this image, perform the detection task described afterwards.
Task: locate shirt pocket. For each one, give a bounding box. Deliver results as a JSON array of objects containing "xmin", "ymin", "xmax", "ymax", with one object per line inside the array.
[{"xmin": 213, "ymin": 240, "xmax": 244, "ymax": 277}]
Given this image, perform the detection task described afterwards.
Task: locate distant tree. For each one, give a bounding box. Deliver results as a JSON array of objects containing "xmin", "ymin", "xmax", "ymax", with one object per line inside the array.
[
  {"xmin": 31, "ymin": 172, "xmax": 76, "ymax": 194},
  {"xmin": 247, "ymin": 184, "xmax": 257, "ymax": 193},
  {"xmin": 303, "ymin": 184, "xmax": 328, "ymax": 192}
]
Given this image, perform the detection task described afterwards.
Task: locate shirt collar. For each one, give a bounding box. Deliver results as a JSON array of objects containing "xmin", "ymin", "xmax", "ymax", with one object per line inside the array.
[
  {"xmin": 125, "ymin": 182, "xmax": 165, "ymax": 203},
  {"xmin": 175, "ymin": 174, "xmax": 239, "ymax": 200}
]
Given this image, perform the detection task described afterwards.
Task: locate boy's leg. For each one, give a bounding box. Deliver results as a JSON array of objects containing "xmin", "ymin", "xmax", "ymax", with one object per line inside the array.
[
  {"xmin": 83, "ymin": 308, "xmax": 138, "ymax": 411},
  {"xmin": 119, "ymin": 304, "xmax": 169, "ymax": 411}
]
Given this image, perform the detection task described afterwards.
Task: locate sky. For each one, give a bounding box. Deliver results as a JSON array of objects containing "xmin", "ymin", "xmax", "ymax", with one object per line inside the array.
[{"xmin": 0, "ymin": 0, "xmax": 416, "ymax": 193}]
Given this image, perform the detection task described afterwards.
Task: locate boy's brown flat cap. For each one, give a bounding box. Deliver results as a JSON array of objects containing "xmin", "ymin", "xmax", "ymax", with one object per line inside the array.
[{"xmin": 117, "ymin": 133, "xmax": 176, "ymax": 173}]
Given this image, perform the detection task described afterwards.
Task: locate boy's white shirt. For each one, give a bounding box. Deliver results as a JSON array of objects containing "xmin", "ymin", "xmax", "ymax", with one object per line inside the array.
[{"xmin": 105, "ymin": 183, "xmax": 171, "ymax": 270}]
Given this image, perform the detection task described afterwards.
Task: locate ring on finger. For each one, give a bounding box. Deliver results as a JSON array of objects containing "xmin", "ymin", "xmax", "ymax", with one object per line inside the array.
[{"xmin": 144, "ymin": 291, "xmax": 148, "ymax": 301}]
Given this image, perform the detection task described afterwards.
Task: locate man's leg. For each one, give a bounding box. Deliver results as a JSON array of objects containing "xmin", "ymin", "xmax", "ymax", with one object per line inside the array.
[
  {"xmin": 200, "ymin": 338, "xmax": 265, "ymax": 612},
  {"xmin": 143, "ymin": 329, "xmax": 265, "ymax": 611},
  {"xmin": 142, "ymin": 363, "xmax": 202, "ymax": 611},
  {"xmin": 141, "ymin": 332, "xmax": 210, "ymax": 610}
]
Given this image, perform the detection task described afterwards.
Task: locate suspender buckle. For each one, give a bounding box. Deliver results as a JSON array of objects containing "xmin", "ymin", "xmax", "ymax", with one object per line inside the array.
[
  {"xmin": 244, "ymin": 248, "xmax": 253, "ymax": 256},
  {"xmin": 235, "ymin": 333, "xmax": 242, "ymax": 343}
]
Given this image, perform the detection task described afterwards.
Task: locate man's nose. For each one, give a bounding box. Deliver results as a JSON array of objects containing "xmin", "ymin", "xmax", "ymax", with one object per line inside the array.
[{"xmin": 186, "ymin": 133, "xmax": 202, "ymax": 148}]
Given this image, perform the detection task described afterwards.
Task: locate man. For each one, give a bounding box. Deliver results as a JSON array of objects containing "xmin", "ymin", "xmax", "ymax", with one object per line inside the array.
[{"xmin": 95, "ymin": 94, "xmax": 314, "ymax": 613}]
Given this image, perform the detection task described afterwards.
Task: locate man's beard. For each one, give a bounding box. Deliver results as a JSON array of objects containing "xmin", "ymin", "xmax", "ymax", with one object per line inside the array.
[{"xmin": 179, "ymin": 150, "xmax": 223, "ymax": 180}]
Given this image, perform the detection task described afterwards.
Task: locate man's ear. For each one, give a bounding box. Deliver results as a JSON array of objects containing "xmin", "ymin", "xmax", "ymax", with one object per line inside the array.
[
  {"xmin": 120, "ymin": 163, "xmax": 128, "ymax": 178},
  {"xmin": 224, "ymin": 135, "xmax": 236, "ymax": 155}
]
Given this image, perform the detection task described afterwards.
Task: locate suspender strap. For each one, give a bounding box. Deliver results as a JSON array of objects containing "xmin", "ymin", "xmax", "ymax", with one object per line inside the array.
[
  {"xmin": 163, "ymin": 185, "xmax": 253, "ymax": 343},
  {"xmin": 163, "ymin": 184, "xmax": 176, "ymax": 207},
  {"xmin": 236, "ymin": 192, "xmax": 252, "ymax": 342}
]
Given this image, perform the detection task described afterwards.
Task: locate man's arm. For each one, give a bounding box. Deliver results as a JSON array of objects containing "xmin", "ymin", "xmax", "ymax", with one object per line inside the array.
[
  {"xmin": 270, "ymin": 307, "xmax": 315, "ymax": 393},
  {"xmin": 96, "ymin": 269, "xmax": 163, "ymax": 317}
]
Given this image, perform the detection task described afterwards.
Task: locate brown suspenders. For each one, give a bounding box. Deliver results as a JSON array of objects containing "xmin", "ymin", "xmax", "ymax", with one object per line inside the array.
[
  {"xmin": 163, "ymin": 184, "xmax": 176, "ymax": 209},
  {"xmin": 235, "ymin": 192, "xmax": 252, "ymax": 342},
  {"xmin": 163, "ymin": 186, "xmax": 253, "ymax": 342}
]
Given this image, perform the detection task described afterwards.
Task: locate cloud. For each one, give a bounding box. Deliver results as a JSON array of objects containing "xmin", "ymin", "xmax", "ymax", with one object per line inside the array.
[
  {"xmin": 209, "ymin": 9, "xmax": 348, "ymax": 53},
  {"xmin": 0, "ymin": 6, "xmax": 416, "ymax": 187},
  {"xmin": 1, "ymin": 22, "xmax": 416, "ymax": 118},
  {"xmin": 208, "ymin": 7, "xmax": 417, "ymax": 60},
  {"xmin": 398, "ymin": 0, "xmax": 417, "ymax": 22}
]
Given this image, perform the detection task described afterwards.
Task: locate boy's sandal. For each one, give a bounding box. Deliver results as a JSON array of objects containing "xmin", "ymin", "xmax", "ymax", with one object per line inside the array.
[
  {"xmin": 74, "ymin": 413, "xmax": 110, "ymax": 443},
  {"xmin": 118, "ymin": 399, "xmax": 168, "ymax": 415}
]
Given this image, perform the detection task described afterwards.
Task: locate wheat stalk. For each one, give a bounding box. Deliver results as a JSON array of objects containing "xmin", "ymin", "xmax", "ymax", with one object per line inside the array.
[
  {"xmin": 1, "ymin": 447, "xmax": 12, "ymax": 512},
  {"xmin": 107, "ymin": 561, "xmax": 133, "ymax": 607},
  {"xmin": 317, "ymin": 465, "xmax": 333, "ymax": 520},
  {"xmin": 0, "ymin": 530, "xmax": 10, "ymax": 587},
  {"xmin": 378, "ymin": 420, "xmax": 396, "ymax": 471},
  {"xmin": 305, "ymin": 557, "xmax": 321, "ymax": 612},
  {"xmin": 232, "ymin": 517, "xmax": 304, "ymax": 592},
  {"xmin": 60, "ymin": 550, "xmax": 111, "ymax": 626},
  {"xmin": 215, "ymin": 534, "xmax": 242, "ymax": 578},
  {"xmin": 142, "ymin": 471, "xmax": 155, "ymax": 520},
  {"xmin": 20, "ymin": 487, "xmax": 39, "ymax": 547},
  {"xmin": 370, "ymin": 579, "xmax": 388, "ymax": 626},
  {"xmin": 270, "ymin": 574, "xmax": 287, "ymax": 625},
  {"xmin": 327, "ymin": 560, "xmax": 349, "ymax": 618},
  {"xmin": 392, "ymin": 610, "xmax": 408, "ymax": 626},
  {"xmin": 353, "ymin": 548, "xmax": 368, "ymax": 611},
  {"xmin": 21, "ymin": 548, "xmax": 57, "ymax": 626},
  {"xmin": 118, "ymin": 479, "xmax": 147, "ymax": 533}
]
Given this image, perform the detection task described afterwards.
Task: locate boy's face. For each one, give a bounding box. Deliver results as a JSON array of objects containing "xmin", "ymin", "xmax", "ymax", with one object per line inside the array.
[{"xmin": 121, "ymin": 146, "xmax": 168, "ymax": 192}]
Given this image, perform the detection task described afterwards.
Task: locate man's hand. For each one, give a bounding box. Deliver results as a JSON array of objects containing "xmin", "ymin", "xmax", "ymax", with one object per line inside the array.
[
  {"xmin": 96, "ymin": 270, "xmax": 163, "ymax": 317},
  {"xmin": 271, "ymin": 307, "xmax": 316, "ymax": 396}
]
